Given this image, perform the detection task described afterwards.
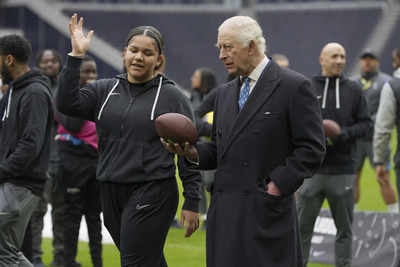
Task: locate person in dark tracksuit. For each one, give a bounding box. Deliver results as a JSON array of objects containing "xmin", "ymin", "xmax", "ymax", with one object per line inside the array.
[
  {"xmin": 297, "ymin": 43, "xmax": 371, "ymax": 267},
  {"xmin": 55, "ymin": 56, "xmax": 103, "ymax": 267},
  {"xmin": 28, "ymin": 49, "xmax": 67, "ymax": 267},
  {"xmin": 0, "ymin": 34, "xmax": 53, "ymax": 267},
  {"xmin": 56, "ymin": 14, "xmax": 201, "ymax": 267}
]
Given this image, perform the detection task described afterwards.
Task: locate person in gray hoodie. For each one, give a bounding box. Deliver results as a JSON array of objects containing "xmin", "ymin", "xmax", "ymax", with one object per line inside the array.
[
  {"xmin": 374, "ymin": 48, "xmax": 400, "ymax": 202},
  {"xmin": 354, "ymin": 50, "xmax": 397, "ymax": 212}
]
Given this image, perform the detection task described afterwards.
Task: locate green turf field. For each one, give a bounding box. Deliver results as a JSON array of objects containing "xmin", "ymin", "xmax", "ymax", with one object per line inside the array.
[{"xmin": 40, "ymin": 138, "xmax": 398, "ymax": 267}]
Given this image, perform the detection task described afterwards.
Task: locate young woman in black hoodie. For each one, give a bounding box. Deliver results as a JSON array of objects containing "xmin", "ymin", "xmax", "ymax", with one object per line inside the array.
[{"xmin": 57, "ymin": 14, "xmax": 201, "ymax": 267}]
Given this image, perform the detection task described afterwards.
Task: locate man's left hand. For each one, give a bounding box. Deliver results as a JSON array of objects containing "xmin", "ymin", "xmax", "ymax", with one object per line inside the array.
[{"xmin": 180, "ymin": 210, "xmax": 200, "ymax": 238}]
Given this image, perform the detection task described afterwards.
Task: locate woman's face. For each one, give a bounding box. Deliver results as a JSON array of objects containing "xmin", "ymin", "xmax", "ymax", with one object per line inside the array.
[
  {"xmin": 80, "ymin": 60, "xmax": 97, "ymax": 86},
  {"xmin": 191, "ymin": 70, "xmax": 202, "ymax": 90},
  {"xmin": 123, "ymin": 35, "xmax": 161, "ymax": 83}
]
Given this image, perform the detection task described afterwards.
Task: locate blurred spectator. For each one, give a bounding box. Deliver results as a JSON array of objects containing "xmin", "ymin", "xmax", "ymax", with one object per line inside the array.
[
  {"xmin": 190, "ymin": 67, "xmax": 217, "ymax": 229},
  {"xmin": 32, "ymin": 49, "xmax": 69, "ymax": 267},
  {"xmin": 56, "ymin": 55, "xmax": 103, "ymax": 267},
  {"xmin": 271, "ymin": 53, "xmax": 290, "ymax": 68},
  {"xmin": 354, "ymin": 50, "xmax": 397, "ymax": 212},
  {"xmin": 374, "ymin": 48, "xmax": 400, "ymax": 203}
]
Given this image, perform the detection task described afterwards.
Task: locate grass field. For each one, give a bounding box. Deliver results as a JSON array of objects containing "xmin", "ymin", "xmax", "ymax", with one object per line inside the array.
[{"xmin": 40, "ymin": 142, "xmax": 398, "ymax": 267}]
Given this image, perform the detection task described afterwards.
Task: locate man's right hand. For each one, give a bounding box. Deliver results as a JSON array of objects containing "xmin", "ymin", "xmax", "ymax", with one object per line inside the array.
[
  {"xmin": 160, "ymin": 138, "xmax": 199, "ymax": 162},
  {"xmin": 69, "ymin": 13, "xmax": 94, "ymax": 57},
  {"xmin": 375, "ymin": 164, "xmax": 386, "ymax": 183}
]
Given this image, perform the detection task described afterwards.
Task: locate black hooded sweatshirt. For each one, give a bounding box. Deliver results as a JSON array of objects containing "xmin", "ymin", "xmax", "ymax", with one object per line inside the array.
[
  {"xmin": 57, "ymin": 56, "xmax": 201, "ymax": 211},
  {"xmin": 312, "ymin": 75, "xmax": 372, "ymax": 174},
  {"xmin": 0, "ymin": 69, "xmax": 53, "ymax": 196}
]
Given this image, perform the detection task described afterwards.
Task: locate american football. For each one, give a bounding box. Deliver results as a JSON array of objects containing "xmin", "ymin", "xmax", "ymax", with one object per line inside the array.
[{"xmin": 155, "ymin": 113, "xmax": 198, "ymax": 145}]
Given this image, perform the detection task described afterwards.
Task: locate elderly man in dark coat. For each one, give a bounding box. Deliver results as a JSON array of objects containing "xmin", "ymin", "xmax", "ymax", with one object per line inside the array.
[{"xmin": 163, "ymin": 16, "xmax": 326, "ymax": 267}]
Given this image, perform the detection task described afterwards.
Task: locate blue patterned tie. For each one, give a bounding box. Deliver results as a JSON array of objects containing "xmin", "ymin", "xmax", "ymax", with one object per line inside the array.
[{"xmin": 238, "ymin": 77, "xmax": 250, "ymax": 111}]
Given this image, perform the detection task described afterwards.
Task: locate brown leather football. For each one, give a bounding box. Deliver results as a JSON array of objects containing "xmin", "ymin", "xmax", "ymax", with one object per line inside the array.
[
  {"xmin": 155, "ymin": 113, "xmax": 198, "ymax": 144},
  {"xmin": 323, "ymin": 119, "xmax": 341, "ymax": 137}
]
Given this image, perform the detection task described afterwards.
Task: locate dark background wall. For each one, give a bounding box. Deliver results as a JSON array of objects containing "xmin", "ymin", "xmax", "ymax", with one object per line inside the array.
[{"xmin": 0, "ymin": 5, "xmax": 388, "ymax": 89}]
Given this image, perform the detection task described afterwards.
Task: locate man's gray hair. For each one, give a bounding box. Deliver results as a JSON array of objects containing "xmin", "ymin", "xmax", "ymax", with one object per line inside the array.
[{"xmin": 218, "ymin": 16, "xmax": 266, "ymax": 54}]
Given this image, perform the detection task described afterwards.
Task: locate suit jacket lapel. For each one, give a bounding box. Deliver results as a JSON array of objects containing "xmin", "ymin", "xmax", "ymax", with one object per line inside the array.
[
  {"xmin": 221, "ymin": 61, "xmax": 281, "ymax": 158},
  {"xmin": 219, "ymin": 78, "xmax": 240, "ymax": 154}
]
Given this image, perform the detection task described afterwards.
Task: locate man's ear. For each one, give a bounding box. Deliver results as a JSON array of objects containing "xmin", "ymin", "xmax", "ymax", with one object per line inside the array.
[
  {"xmin": 4, "ymin": 55, "xmax": 15, "ymax": 67},
  {"xmin": 248, "ymin": 40, "xmax": 257, "ymax": 55}
]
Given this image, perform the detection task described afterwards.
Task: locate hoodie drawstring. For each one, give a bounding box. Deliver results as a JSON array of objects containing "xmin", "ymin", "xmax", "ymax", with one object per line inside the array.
[
  {"xmin": 150, "ymin": 76, "xmax": 163, "ymax": 121},
  {"xmin": 322, "ymin": 77, "xmax": 329, "ymax": 109},
  {"xmin": 335, "ymin": 77, "xmax": 340, "ymax": 109},
  {"xmin": 97, "ymin": 80, "xmax": 120, "ymax": 121},
  {"xmin": 2, "ymin": 87, "xmax": 13, "ymax": 121},
  {"xmin": 321, "ymin": 77, "xmax": 340, "ymax": 109}
]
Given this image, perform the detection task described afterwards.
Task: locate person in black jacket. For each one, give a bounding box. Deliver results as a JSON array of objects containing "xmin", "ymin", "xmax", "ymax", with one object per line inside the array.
[
  {"xmin": 31, "ymin": 49, "xmax": 67, "ymax": 267},
  {"xmin": 190, "ymin": 68, "xmax": 217, "ymax": 228},
  {"xmin": 56, "ymin": 55, "xmax": 103, "ymax": 267},
  {"xmin": 0, "ymin": 34, "xmax": 53, "ymax": 267},
  {"xmin": 56, "ymin": 14, "xmax": 201, "ymax": 267},
  {"xmin": 190, "ymin": 68, "xmax": 216, "ymax": 137},
  {"xmin": 297, "ymin": 42, "xmax": 372, "ymax": 267}
]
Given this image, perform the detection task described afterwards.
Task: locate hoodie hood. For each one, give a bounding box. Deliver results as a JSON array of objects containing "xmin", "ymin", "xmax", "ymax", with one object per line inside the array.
[
  {"xmin": 97, "ymin": 73, "xmax": 175, "ymax": 121},
  {"xmin": 11, "ymin": 69, "xmax": 51, "ymax": 94},
  {"xmin": 0, "ymin": 69, "xmax": 51, "ymax": 121},
  {"xmin": 313, "ymin": 75, "xmax": 345, "ymax": 110},
  {"xmin": 115, "ymin": 73, "xmax": 175, "ymax": 88}
]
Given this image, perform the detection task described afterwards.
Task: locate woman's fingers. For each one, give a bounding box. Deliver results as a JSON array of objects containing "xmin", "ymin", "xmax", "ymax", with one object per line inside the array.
[
  {"xmin": 87, "ymin": 30, "xmax": 94, "ymax": 43},
  {"xmin": 78, "ymin": 17, "xmax": 83, "ymax": 31}
]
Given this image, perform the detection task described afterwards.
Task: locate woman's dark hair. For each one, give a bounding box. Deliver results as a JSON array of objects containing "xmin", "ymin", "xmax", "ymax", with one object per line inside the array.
[
  {"xmin": 36, "ymin": 49, "xmax": 63, "ymax": 67},
  {"xmin": 0, "ymin": 34, "xmax": 32, "ymax": 64},
  {"xmin": 198, "ymin": 68, "xmax": 216, "ymax": 94},
  {"xmin": 125, "ymin": 26, "xmax": 164, "ymax": 54}
]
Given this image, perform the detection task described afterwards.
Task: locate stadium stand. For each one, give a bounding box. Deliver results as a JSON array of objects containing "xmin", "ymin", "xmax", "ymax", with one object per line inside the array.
[
  {"xmin": 0, "ymin": 0, "xmax": 396, "ymax": 87},
  {"xmin": 381, "ymin": 9, "xmax": 400, "ymax": 73},
  {"xmin": 256, "ymin": 6, "xmax": 383, "ymax": 77}
]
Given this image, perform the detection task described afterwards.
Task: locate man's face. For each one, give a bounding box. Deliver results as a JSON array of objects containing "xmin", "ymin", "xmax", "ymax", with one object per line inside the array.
[
  {"xmin": 217, "ymin": 29, "xmax": 251, "ymax": 76},
  {"xmin": 360, "ymin": 57, "xmax": 378, "ymax": 74},
  {"xmin": 320, "ymin": 45, "xmax": 346, "ymax": 77},
  {"xmin": 393, "ymin": 51, "xmax": 400, "ymax": 70},
  {"xmin": 39, "ymin": 50, "xmax": 61, "ymax": 78},
  {"xmin": 0, "ymin": 55, "xmax": 13, "ymax": 84}
]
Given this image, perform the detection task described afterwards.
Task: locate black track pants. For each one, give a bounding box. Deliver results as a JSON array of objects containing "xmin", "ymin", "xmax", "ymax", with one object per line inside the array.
[{"xmin": 100, "ymin": 178, "xmax": 178, "ymax": 267}]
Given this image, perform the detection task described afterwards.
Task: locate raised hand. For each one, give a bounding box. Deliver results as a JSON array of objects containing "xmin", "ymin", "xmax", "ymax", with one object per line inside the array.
[{"xmin": 69, "ymin": 13, "xmax": 94, "ymax": 57}]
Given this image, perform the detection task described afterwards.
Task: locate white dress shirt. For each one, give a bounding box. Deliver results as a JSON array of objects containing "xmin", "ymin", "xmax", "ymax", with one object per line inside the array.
[{"xmin": 240, "ymin": 55, "xmax": 270, "ymax": 95}]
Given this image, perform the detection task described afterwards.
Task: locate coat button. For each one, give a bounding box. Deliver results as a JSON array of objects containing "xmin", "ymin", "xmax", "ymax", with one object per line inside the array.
[{"xmin": 242, "ymin": 161, "xmax": 249, "ymax": 167}]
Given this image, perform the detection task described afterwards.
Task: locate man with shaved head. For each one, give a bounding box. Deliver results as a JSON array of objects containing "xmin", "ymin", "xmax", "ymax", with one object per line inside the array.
[
  {"xmin": 297, "ymin": 42, "xmax": 371, "ymax": 267},
  {"xmin": 163, "ymin": 16, "xmax": 326, "ymax": 267}
]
